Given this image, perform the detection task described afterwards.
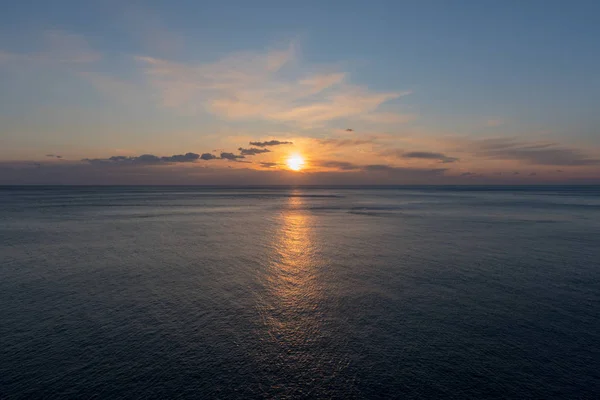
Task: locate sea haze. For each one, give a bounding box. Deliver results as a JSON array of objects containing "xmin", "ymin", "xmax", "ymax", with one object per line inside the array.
[{"xmin": 1, "ymin": 186, "xmax": 599, "ymax": 399}]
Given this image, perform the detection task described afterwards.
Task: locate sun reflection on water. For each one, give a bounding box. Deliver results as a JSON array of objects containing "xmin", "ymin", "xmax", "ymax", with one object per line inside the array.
[
  {"xmin": 255, "ymin": 191, "xmax": 335, "ymax": 378},
  {"xmin": 253, "ymin": 191, "xmax": 353, "ymax": 395},
  {"xmin": 263, "ymin": 193, "xmax": 322, "ymax": 343}
]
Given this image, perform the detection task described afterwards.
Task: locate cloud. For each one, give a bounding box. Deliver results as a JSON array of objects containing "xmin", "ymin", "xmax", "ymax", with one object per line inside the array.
[
  {"xmin": 238, "ymin": 147, "xmax": 271, "ymax": 156},
  {"xmin": 259, "ymin": 162, "xmax": 281, "ymax": 168},
  {"xmin": 160, "ymin": 152, "xmax": 200, "ymax": 162},
  {"xmin": 45, "ymin": 154, "xmax": 63, "ymax": 159},
  {"xmin": 249, "ymin": 140, "xmax": 293, "ymax": 147},
  {"xmin": 317, "ymin": 138, "xmax": 375, "ymax": 148},
  {"xmin": 0, "ymin": 159, "xmax": 454, "ymax": 186},
  {"xmin": 82, "ymin": 150, "xmax": 260, "ymax": 165},
  {"xmin": 362, "ymin": 164, "xmax": 448, "ymax": 177},
  {"xmin": 402, "ymin": 151, "xmax": 459, "ymax": 163},
  {"xmin": 382, "ymin": 149, "xmax": 459, "ymax": 163},
  {"xmin": 200, "ymin": 153, "xmax": 217, "ymax": 160},
  {"xmin": 317, "ymin": 161, "xmax": 360, "ymax": 170},
  {"xmin": 315, "ymin": 160, "xmax": 447, "ymax": 176},
  {"xmin": 84, "ymin": 152, "xmax": 202, "ymax": 165},
  {"xmin": 462, "ymin": 138, "xmax": 600, "ymax": 166},
  {"xmin": 136, "ymin": 46, "xmax": 408, "ymax": 125},
  {"xmin": 220, "ymin": 152, "xmax": 246, "ymax": 161},
  {"xmin": 299, "ymin": 72, "xmax": 346, "ymax": 93}
]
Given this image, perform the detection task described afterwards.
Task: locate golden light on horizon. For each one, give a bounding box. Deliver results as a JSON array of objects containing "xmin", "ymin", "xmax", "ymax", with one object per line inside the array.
[{"xmin": 286, "ymin": 154, "xmax": 305, "ymax": 171}]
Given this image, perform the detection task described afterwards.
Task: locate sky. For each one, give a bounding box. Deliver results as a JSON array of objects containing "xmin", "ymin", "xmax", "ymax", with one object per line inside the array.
[{"xmin": 1, "ymin": 0, "xmax": 599, "ymax": 184}]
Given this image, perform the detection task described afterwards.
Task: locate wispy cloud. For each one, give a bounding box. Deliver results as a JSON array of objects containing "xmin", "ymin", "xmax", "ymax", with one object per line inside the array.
[
  {"xmin": 315, "ymin": 159, "xmax": 448, "ymax": 175},
  {"xmin": 459, "ymin": 138, "xmax": 600, "ymax": 166},
  {"xmin": 381, "ymin": 149, "xmax": 459, "ymax": 163},
  {"xmin": 402, "ymin": 151, "xmax": 459, "ymax": 163},
  {"xmin": 317, "ymin": 160, "xmax": 361, "ymax": 170},
  {"xmin": 136, "ymin": 45, "xmax": 409, "ymax": 126},
  {"xmin": 317, "ymin": 138, "xmax": 375, "ymax": 148}
]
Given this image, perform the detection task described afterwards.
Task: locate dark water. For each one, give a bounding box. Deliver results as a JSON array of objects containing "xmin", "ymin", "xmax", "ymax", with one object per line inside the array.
[{"xmin": 1, "ymin": 186, "xmax": 599, "ymax": 399}]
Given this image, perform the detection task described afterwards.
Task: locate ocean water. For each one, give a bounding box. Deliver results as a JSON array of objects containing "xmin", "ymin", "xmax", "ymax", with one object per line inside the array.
[{"xmin": 1, "ymin": 185, "xmax": 599, "ymax": 399}]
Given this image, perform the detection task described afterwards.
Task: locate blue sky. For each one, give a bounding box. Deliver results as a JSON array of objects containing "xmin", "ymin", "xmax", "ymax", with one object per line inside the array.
[{"xmin": 1, "ymin": 0, "xmax": 599, "ymax": 184}]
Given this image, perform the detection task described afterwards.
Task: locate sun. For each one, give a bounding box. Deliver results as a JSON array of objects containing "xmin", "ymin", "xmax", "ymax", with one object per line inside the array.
[{"xmin": 286, "ymin": 154, "xmax": 305, "ymax": 171}]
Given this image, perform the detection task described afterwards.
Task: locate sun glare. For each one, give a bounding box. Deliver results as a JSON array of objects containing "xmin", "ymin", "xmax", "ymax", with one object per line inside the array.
[{"xmin": 286, "ymin": 154, "xmax": 305, "ymax": 171}]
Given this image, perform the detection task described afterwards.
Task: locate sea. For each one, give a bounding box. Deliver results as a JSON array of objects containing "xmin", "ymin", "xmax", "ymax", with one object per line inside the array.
[{"xmin": 1, "ymin": 185, "xmax": 599, "ymax": 399}]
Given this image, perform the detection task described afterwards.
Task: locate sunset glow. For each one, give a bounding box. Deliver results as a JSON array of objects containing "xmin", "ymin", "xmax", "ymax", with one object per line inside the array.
[{"xmin": 0, "ymin": 3, "xmax": 599, "ymax": 185}]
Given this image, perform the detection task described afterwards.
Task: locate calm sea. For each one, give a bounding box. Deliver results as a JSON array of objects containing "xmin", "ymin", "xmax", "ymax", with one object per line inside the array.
[{"xmin": 1, "ymin": 186, "xmax": 599, "ymax": 399}]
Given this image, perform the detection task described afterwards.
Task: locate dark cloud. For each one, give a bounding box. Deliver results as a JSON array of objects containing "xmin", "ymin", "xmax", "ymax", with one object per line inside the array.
[
  {"xmin": 402, "ymin": 151, "xmax": 459, "ymax": 163},
  {"xmin": 363, "ymin": 164, "xmax": 441, "ymax": 173},
  {"xmin": 220, "ymin": 152, "xmax": 245, "ymax": 161},
  {"xmin": 529, "ymin": 172, "xmax": 537, "ymax": 176},
  {"xmin": 83, "ymin": 150, "xmax": 254, "ymax": 165},
  {"xmin": 249, "ymin": 140, "xmax": 293, "ymax": 147},
  {"xmin": 201, "ymin": 153, "xmax": 217, "ymax": 160},
  {"xmin": 160, "ymin": 152, "xmax": 200, "ymax": 162},
  {"xmin": 46, "ymin": 154, "xmax": 63, "ymax": 159},
  {"xmin": 82, "ymin": 157, "xmax": 117, "ymax": 165},
  {"xmin": 381, "ymin": 149, "xmax": 459, "ymax": 163},
  {"xmin": 316, "ymin": 160, "xmax": 447, "ymax": 176},
  {"xmin": 238, "ymin": 147, "xmax": 271, "ymax": 156},
  {"xmin": 85, "ymin": 152, "xmax": 200, "ymax": 165},
  {"xmin": 460, "ymin": 172, "xmax": 476, "ymax": 177},
  {"xmin": 363, "ymin": 164, "xmax": 392, "ymax": 172},
  {"xmin": 345, "ymin": 128, "xmax": 354, "ymax": 132},
  {"xmin": 137, "ymin": 154, "xmax": 162, "ymax": 164},
  {"xmin": 259, "ymin": 162, "xmax": 280, "ymax": 168},
  {"xmin": 466, "ymin": 138, "xmax": 600, "ymax": 166},
  {"xmin": 362, "ymin": 164, "xmax": 448, "ymax": 176}
]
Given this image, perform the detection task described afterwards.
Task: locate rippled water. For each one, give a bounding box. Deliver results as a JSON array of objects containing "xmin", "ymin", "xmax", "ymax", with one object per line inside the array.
[{"xmin": 1, "ymin": 186, "xmax": 599, "ymax": 399}]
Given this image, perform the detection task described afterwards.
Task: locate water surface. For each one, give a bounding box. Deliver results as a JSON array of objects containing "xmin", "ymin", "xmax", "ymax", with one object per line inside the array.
[{"xmin": 1, "ymin": 186, "xmax": 599, "ymax": 399}]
